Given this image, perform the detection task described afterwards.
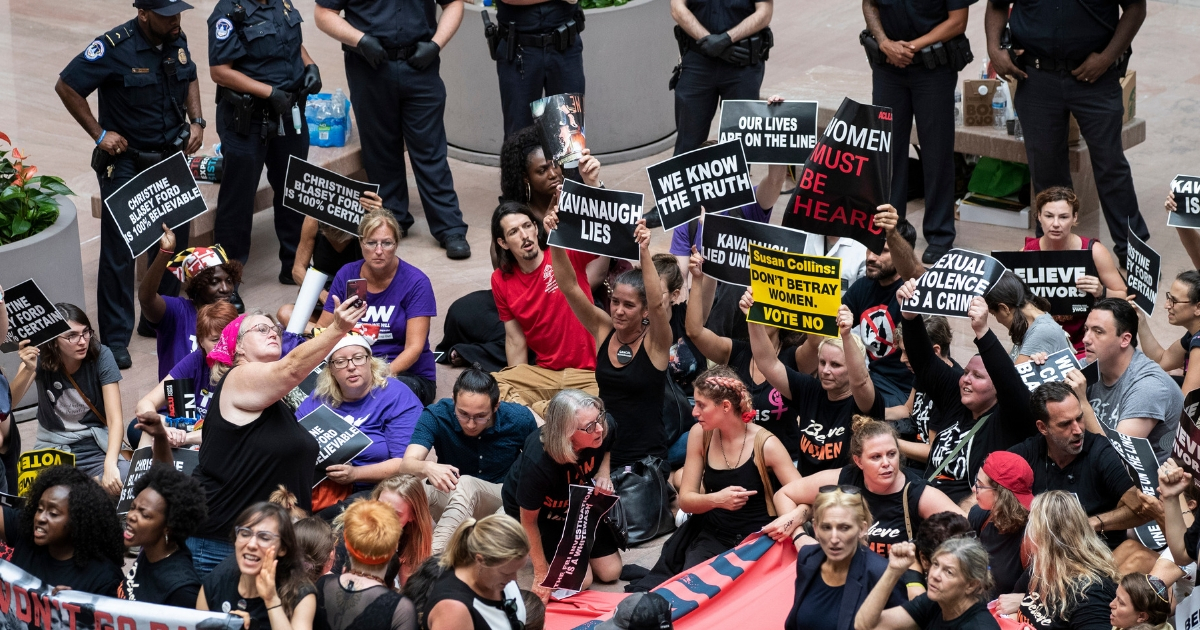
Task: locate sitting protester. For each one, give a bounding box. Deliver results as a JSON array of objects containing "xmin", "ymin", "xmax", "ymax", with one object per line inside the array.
[
  {"xmin": 1135, "ymin": 270, "xmax": 1200, "ymax": 395},
  {"xmin": 294, "ymin": 517, "xmax": 336, "ymax": 584},
  {"xmin": 890, "ymin": 316, "xmax": 960, "ymax": 464},
  {"xmin": 983, "ymin": 270, "xmax": 1071, "ymax": 362},
  {"xmin": 423, "ymin": 515, "xmax": 530, "ymax": 628},
  {"xmin": 967, "ymin": 452, "xmax": 1032, "ymax": 596},
  {"xmin": 1109, "ymin": 573, "xmax": 1172, "ymax": 630},
  {"xmin": 120, "ymin": 463, "xmax": 208, "ymax": 607},
  {"xmin": 910, "ymin": 512, "xmax": 973, "ymax": 596},
  {"xmin": 330, "ymin": 474, "xmax": 435, "ymax": 589},
  {"xmin": 855, "ymin": 538, "xmax": 999, "ymax": 630},
  {"xmin": 400, "ymin": 368, "xmax": 537, "ymax": 554},
  {"xmin": 315, "ymin": 500, "xmax": 416, "ymax": 630}
]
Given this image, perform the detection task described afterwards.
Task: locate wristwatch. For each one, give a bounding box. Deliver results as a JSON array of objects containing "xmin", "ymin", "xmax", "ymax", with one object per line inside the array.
[{"xmin": 191, "ymin": 117, "xmax": 207, "ymax": 129}]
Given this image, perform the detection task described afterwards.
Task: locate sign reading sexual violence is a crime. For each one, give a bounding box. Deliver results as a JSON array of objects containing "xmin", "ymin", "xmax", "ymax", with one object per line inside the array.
[
  {"xmin": 1, "ymin": 279, "xmax": 70, "ymax": 350},
  {"xmin": 718, "ymin": 100, "xmax": 819, "ymax": 165},
  {"xmin": 282, "ymin": 156, "xmax": 380, "ymax": 235},
  {"xmin": 103, "ymin": 152, "xmax": 207, "ymax": 258},
  {"xmin": 117, "ymin": 447, "xmax": 200, "ymax": 515},
  {"xmin": 548, "ymin": 179, "xmax": 643, "ymax": 260},
  {"xmin": 1127, "ymin": 230, "xmax": 1161, "ymax": 317},
  {"xmin": 782, "ymin": 97, "xmax": 892, "ymax": 254},
  {"xmin": 298, "ymin": 404, "xmax": 373, "ymax": 487},
  {"xmin": 701, "ymin": 214, "xmax": 809, "ymax": 286},
  {"xmin": 646, "ymin": 140, "xmax": 755, "ymax": 231},
  {"xmin": 1174, "ymin": 389, "xmax": 1200, "ymax": 491},
  {"xmin": 1015, "ymin": 348, "xmax": 1082, "ymax": 392},
  {"xmin": 541, "ymin": 484, "xmax": 619, "ymax": 592},
  {"xmin": 901, "ymin": 249, "xmax": 1005, "ymax": 319},
  {"xmin": 746, "ymin": 244, "xmax": 841, "ymax": 337},
  {"xmin": 991, "ymin": 250, "xmax": 1098, "ymax": 316},
  {"xmin": 1168, "ymin": 175, "xmax": 1200, "ymax": 229}
]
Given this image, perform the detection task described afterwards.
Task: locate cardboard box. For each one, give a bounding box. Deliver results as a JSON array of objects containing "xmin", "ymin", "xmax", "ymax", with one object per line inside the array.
[
  {"xmin": 1121, "ymin": 70, "xmax": 1136, "ymax": 124},
  {"xmin": 963, "ymin": 79, "xmax": 1000, "ymax": 127}
]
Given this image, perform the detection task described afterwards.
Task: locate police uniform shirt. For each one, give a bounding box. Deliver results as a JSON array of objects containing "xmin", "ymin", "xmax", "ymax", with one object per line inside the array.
[
  {"xmin": 59, "ymin": 18, "xmax": 195, "ymax": 151},
  {"xmin": 876, "ymin": 0, "xmax": 977, "ymax": 43},
  {"xmin": 209, "ymin": 0, "xmax": 305, "ymax": 88},
  {"xmin": 993, "ymin": 0, "xmax": 1135, "ymax": 61},
  {"xmin": 495, "ymin": 0, "xmax": 576, "ymax": 33},
  {"xmin": 685, "ymin": 0, "xmax": 758, "ymax": 37},
  {"xmin": 315, "ymin": 0, "xmax": 451, "ymax": 49}
]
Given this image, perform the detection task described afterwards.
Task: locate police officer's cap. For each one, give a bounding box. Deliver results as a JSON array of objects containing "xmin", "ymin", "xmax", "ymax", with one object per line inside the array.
[{"xmin": 133, "ymin": 0, "xmax": 193, "ymax": 16}]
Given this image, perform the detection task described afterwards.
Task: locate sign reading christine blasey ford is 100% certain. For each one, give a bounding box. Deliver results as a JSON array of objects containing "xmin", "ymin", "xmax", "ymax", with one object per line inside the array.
[{"xmin": 747, "ymin": 243, "xmax": 842, "ymax": 337}]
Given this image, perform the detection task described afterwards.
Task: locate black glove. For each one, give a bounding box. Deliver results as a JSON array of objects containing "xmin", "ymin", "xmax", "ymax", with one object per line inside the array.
[
  {"xmin": 696, "ymin": 32, "xmax": 732, "ymax": 58},
  {"xmin": 302, "ymin": 64, "xmax": 322, "ymax": 95},
  {"xmin": 357, "ymin": 34, "xmax": 387, "ymax": 70},
  {"xmin": 408, "ymin": 41, "xmax": 440, "ymax": 71},
  {"xmin": 267, "ymin": 87, "xmax": 293, "ymax": 116},
  {"xmin": 720, "ymin": 43, "xmax": 750, "ymax": 65}
]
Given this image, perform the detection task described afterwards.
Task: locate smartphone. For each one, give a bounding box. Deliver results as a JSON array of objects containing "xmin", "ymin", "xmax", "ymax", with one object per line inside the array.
[{"xmin": 346, "ymin": 278, "xmax": 367, "ymax": 306}]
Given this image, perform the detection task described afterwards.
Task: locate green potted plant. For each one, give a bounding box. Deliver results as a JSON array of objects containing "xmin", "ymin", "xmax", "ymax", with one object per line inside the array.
[{"xmin": 0, "ymin": 131, "xmax": 74, "ymax": 245}]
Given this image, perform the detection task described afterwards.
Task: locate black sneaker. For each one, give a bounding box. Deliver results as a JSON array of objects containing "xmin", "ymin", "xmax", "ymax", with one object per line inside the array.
[
  {"xmin": 109, "ymin": 345, "xmax": 132, "ymax": 370},
  {"xmin": 442, "ymin": 234, "xmax": 471, "ymax": 260},
  {"xmin": 278, "ymin": 269, "xmax": 297, "ymax": 286},
  {"xmin": 229, "ymin": 289, "xmax": 245, "ymax": 314},
  {"xmin": 921, "ymin": 245, "xmax": 950, "ymax": 265}
]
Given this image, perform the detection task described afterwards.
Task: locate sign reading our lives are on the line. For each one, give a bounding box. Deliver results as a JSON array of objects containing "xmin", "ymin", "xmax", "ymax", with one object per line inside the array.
[
  {"xmin": 1127, "ymin": 229, "xmax": 1161, "ymax": 317},
  {"xmin": 718, "ymin": 100, "xmax": 819, "ymax": 165},
  {"xmin": 991, "ymin": 249, "xmax": 1097, "ymax": 316},
  {"xmin": 283, "ymin": 156, "xmax": 380, "ymax": 235},
  {"xmin": 548, "ymin": 179, "xmax": 643, "ymax": 261},
  {"xmin": 0, "ymin": 279, "xmax": 71, "ymax": 351},
  {"xmin": 103, "ymin": 152, "xmax": 207, "ymax": 258},
  {"xmin": 1168, "ymin": 175, "xmax": 1200, "ymax": 229},
  {"xmin": 1016, "ymin": 348, "xmax": 1082, "ymax": 392},
  {"xmin": 1102, "ymin": 427, "xmax": 1167, "ymax": 550},
  {"xmin": 746, "ymin": 244, "xmax": 842, "ymax": 337},
  {"xmin": 701, "ymin": 213, "xmax": 809, "ymax": 286},
  {"xmin": 901, "ymin": 249, "xmax": 1006, "ymax": 318},
  {"xmin": 645, "ymin": 140, "xmax": 755, "ymax": 231}
]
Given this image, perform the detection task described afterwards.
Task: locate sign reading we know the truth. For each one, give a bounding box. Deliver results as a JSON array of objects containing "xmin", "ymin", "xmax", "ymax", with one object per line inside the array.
[{"xmin": 746, "ymin": 244, "xmax": 841, "ymax": 337}]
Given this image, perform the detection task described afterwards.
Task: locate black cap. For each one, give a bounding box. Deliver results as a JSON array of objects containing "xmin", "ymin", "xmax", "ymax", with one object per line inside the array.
[
  {"xmin": 133, "ymin": 0, "xmax": 193, "ymax": 16},
  {"xmin": 596, "ymin": 593, "xmax": 673, "ymax": 630}
]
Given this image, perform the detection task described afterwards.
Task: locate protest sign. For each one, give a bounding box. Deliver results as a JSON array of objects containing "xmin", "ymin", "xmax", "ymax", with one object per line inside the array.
[
  {"xmin": 284, "ymin": 361, "xmax": 326, "ymax": 410},
  {"xmin": 782, "ymin": 98, "xmax": 892, "ymax": 254},
  {"xmin": 1168, "ymin": 175, "xmax": 1200, "ymax": 229},
  {"xmin": 0, "ymin": 559, "xmax": 242, "ymax": 630},
  {"xmin": 1178, "ymin": 589, "xmax": 1200, "ymax": 630},
  {"xmin": 282, "ymin": 156, "xmax": 380, "ymax": 235},
  {"xmin": 1176, "ymin": 389, "xmax": 1200, "ymax": 491},
  {"xmin": 297, "ymin": 405, "xmax": 373, "ymax": 486},
  {"xmin": 531, "ymin": 93, "xmax": 586, "ymax": 168},
  {"xmin": 746, "ymin": 244, "xmax": 841, "ymax": 337},
  {"xmin": 15, "ymin": 449, "xmax": 74, "ymax": 497},
  {"xmin": 900, "ymin": 249, "xmax": 1006, "ymax": 319},
  {"xmin": 1100, "ymin": 427, "xmax": 1166, "ymax": 549},
  {"xmin": 1, "ymin": 280, "xmax": 70, "ymax": 350},
  {"xmin": 164, "ymin": 377, "xmax": 200, "ymax": 431},
  {"xmin": 540, "ymin": 485, "xmax": 619, "ymax": 592},
  {"xmin": 103, "ymin": 152, "xmax": 207, "ymax": 258},
  {"xmin": 701, "ymin": 214, "xmax": 809, "ymax": 286},
  {"xmin": 1126, "ymin": 230, "xmax": 1160, "ymax": 316},
  {"xmin": 117, "ymin": 447, "xmax": 200, "ymax": 515},
  {"xmin": 991, "ymin": 250, "xmax": 1097, "ymax": 316},
  {"xmin": 548, "ymin": 179, "xmax": 643, "ymax": 260},
  {"xmin": 718, "ymin": 100, "xmax": 819, "ymax": 165},
  {"xmin": 646, "ymin": 141, "xmax": 755, "ymax": 231},
  {"xmin": 1015, "ymin": 349, "xmax": 1082, "ymax": 392}
]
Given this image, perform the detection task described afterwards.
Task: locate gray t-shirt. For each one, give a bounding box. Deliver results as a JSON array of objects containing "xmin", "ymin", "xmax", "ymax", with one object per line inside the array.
[
  {"xmin": 1088, "ymin": 349, "xmax": 1183, "ymax": 463},
  {"xmin": 1010, "ymin": 313, "xmax": 1072, "ymax": 361},
  {"xmin": 35, "ymin": 346, "xmax": 121, "ymax": 434}
]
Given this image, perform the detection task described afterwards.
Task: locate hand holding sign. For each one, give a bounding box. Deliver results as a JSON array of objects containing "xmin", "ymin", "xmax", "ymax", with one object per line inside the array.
[
  {"xmin": 1168, "ymin": 175, "xmax": 1200, "ymax": 228},
  {"xmin": 967, "ymin": 297, "xmax": 990, "ymax": 338},
  {"xmin": 900, "ymin": 249, "xmax": 1006, "ymax": 319}
]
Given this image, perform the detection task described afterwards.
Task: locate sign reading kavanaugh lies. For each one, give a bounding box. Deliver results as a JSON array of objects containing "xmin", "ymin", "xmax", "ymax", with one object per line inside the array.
[
  {"xmin": 645, "ymin": 140, "xmax": 756, "ymax": 231},
  {"xmin": 548, "ymin": 179, "xmax": 643, "ymax": 261}
]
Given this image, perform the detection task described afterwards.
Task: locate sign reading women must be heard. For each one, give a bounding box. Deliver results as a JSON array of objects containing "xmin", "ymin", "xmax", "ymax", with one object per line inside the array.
[
  {"xmin": 283, "ymin": 156, "xmax": 380, "ymax": 235},
  {"xmin": 901, "ymin": 249, "xmax": 1006, "ymax": 318},
  {"xmin": 645, "ymin": 140, "xmax": 755, "ymax": 231},
  {"xmin": 103, "ymin": 152, "xmax": 208, "ymax": 258},
  {"xmin": 746, "ymin": 244, "xmax": 841, "ymax": 337}
]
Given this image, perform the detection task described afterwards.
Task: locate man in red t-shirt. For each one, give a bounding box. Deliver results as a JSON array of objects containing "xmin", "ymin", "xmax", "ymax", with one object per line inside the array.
[{"xmin": 490, "ymin": 203, "xmax": 599, "ymax": 416}]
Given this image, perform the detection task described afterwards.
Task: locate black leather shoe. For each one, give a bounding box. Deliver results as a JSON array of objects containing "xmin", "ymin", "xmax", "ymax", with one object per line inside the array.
[
  {"xmin": 278, "ymin": 269, "xmax": 297, "ymax": 286},
  {"xmin": 643, "ymin": 206, "xmax": 663, "ymax": 229},
  {"xmin": 921, "ymin": 245, "xmax": 950, "ymax": 265},
  {"xmin": 442, "ymin": 234, "xmax": 471, "ymax": 260},
  {"xmin": 109, "ymin": 345, "xmax": 132, "ymax": 370},
  {"xmin": 229, "ymin": 289, "xmax": 245, "ymax": 314}
]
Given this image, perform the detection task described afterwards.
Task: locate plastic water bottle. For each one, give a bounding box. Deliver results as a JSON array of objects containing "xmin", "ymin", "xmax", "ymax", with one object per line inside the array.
[
  {"xmin": 315, "ymin": 99, "xmax": 331, "ymax": 143},
  {"xmin": 992, "ymin": 87, "xmax": 1006, "ymax": 130},
  {"xmin": 954, "ymin": 88, "xmax": 963, "ymax": 127},
  {"xmin": 332, "ymin": 89, "xmax": 346, "ymax": 119}
]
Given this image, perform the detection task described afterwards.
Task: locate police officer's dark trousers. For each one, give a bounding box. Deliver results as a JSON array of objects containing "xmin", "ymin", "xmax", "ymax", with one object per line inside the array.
[
  {"xmin": 495, "ymin": 38, "xmax": 585, "ymax": 138},
  {"xmin": 673, "ymin": 50, "xmax": 763, "ymax": 155},
  {"xmin": 1014, "ymin": 65, "xmax": 1147, "ymax": 260},
  {"xmin": 344, "ymin": 53, "xmax": 466, "ymax": 243},
  {"xmin": 872, "ymin": 61, "xmax": 958, "ymax": 251},
  {"xmin": 213, "ymin": 100, "xmax": 307, "ymax": 269}
]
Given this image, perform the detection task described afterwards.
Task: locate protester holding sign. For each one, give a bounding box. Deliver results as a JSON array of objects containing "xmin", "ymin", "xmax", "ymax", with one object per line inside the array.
[
  {"xmin": 1166, "ymin": 189, "xmax": 1200, "ymax": 270},
  {"xmin": 982, "ymin": 270, "xmax": 1071, "ymax": 363},
  {"xmin": 1133, "ymin": 271, "xmax": 1200, "ymax": 395},
  {"xmin": 121, "ymin": 463, "xmax": 208, "ymax": 607},
  {"xmin": 423, "ymin": 515, "xmax": 530, "ymax": 629},
  {"xmin": 890, "ymin": 316, "xmax": 960, "ymax": 464}
]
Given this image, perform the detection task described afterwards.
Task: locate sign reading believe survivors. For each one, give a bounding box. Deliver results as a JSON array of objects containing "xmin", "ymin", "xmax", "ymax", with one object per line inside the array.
[
  {"xmin": 548, "ymin": 179, "xmax": 643, "ymax": 261},
  {"xmin": 991, "ymin": 249, "xmax": 1097, "ymax": 316},
  {"xmin": 746, "ymin": 244, "xmax": 842, "ymax": 337},
  {"xmin": 718, "ymin": 100, "xmax": 819, "ymax": 165},
  {"xmin": 645, "ymin": 141, "xmax": 755, "ymax": 231},
  {"xmin": 283, "ymin": 156, "xmax": 380, "ymax": 235},
  {"xmin": 103, "ymin": 152, "xmax": 207, "ymax": 257}
]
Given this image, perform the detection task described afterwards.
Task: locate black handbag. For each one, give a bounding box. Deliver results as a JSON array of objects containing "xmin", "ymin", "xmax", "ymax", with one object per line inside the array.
[
  {"xmin": 609, "ymin": 456, "xmax": 676, "ymax": 546},
  {"xmin": 661, "ymin": 376, "xmax": 694, "ymax": 447}
]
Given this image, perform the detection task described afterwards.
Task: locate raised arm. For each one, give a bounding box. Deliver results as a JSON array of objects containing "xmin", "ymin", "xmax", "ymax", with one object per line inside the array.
[
  {"xmin": 637, "ymin": 221, "xmax": 673, "ymax": 370},
  {"xmin": 838, "ymin": 305, "xmax": 877, "ymax": 413},
  {"xmin": 544, "ymin": 206, "xmax": 612, "ymax": 345},
  {"xmin": 1158, "ymin": 460, "xmax": 1195, "ymax": 565},
  {"xmin": 138, "ymin": 225, "xmax": 175, "ymax": 324},
  {"xmin": 873, "ymin": 205, "xmax": 923, "ymax": 280},
  {"xmin": 854, "ymin": 543, "xmax": 920, "ymax": 630},
  {"xmin": 685, "ymin": 248, "xmax": 733, "ymax": 364},
  {"xmin": 745, "ymin": 292, "xmax": 793, "ymax": 399},
  {"xmin": 1135, "ymin": 306, "xmax": 1182, "ymax": 369}
]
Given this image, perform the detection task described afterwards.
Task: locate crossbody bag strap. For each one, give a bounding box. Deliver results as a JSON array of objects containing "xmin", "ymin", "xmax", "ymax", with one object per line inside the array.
[
  {"xmin": 63, "ymin": 371, "xmax": 105, "ymax": 423},
  {"xmin": 752, "ymin": 429, "xmax": 777, "ymax": 517},
  {"xmin": 902, "ymin": 481, "xmax": 913, "ymax": 540},
  {"xmin": 926, "ymin": 413, "xmax": 992, "ymax": 482}
]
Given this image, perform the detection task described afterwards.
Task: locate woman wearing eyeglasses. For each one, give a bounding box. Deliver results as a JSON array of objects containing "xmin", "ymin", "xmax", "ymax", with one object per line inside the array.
[
  {"xmin": 1110, "ymin": 573, "xmax": 1172, "ymax": 630},
  {"xmin": 10, "ymin": 303, "xmax": 126, "ymax": 496},
  {"xmin": 316, "ymin": 209, "xmax": 438, "ymax": 406},
  {"xmin": 967, "ymin": 452, "xmax": 1031, "ymax": 596},
  {"xmin": 198, "ymin": 502, "xmax": 317, "ymax": 630},
  {"xmin": 1131, "ymin": 270, "xmax": 1200, "ymax": 395}
]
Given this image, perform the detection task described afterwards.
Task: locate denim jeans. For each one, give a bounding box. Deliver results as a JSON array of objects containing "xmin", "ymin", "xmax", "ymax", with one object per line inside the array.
[{"xmin": 187, "ymin": 536, "xmax": 235, "ymax": 578}]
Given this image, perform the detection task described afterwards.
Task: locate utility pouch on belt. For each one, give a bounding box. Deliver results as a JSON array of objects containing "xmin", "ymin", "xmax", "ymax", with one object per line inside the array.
[{"xmin": 91, "ymin": 145, "xmax": 115, "ymax": 177}]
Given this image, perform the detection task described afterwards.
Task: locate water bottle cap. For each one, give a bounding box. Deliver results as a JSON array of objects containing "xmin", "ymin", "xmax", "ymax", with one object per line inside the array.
[{"xmin": 978, "ymin": 85, "xmax": 989, "ymax": 96}]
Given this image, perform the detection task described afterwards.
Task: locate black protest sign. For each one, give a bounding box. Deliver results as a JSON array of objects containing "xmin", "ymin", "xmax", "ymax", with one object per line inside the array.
[
  {"xmin": 646, "ymin": 140, "xmax": 756, "ymax": 231},
  {"xmin": 1168, "ymin": 175, "xmax": 1200, "ymax": 229},
  {"xmin": 991, "ymin": 250, "xmax": 1097, "ymax": 316},
  {"xmin": 165, "ymin": 378, "xmax": 201, "ymax": 432},
  {"xmin": 284, "ymin": 361, "xmax": 327, "ymax": 410},
  {"xmin": 1176, "ymin": 390, "xmax": 1200, "ymax": 491},
  {"xmin": 901, "ymin": 249, "xmax": 1006, "ymax": 319},
  {"xmin": 718, "ymin": 100, "xmax": 819, "ymax": 165},
  {"xmin": 16, "ymin": 448, "xmax": 75, "ymax": 497},
  {"xmin": 701, "ymin": 213, "xmax": 810, "ymax": 286},
  {"xmin": 548, "ymin": 179, "xmax": 643, "ymax": 261},
  {"xmin": 1102, "ymin": 427, "xmax": 1166, "ymax": 550},
  {"xmin": 298, "ymin": 404, "xmax": 373, "ymax": 486},
  {"xmin": 282, "ymin": 156, "xmax": 380, "ymax": 235},
  {"xmin": 1127, "ymin": 230, "xmax": 1160, "ymax": 317},
  {"xmin": 540, "ymin": 484, "xmax": 619, "ymax": 592},
  {"xmin": 782, "ymin": 98, "xmax": 892, "ymax": 254},
  {"xmin": 1016, "ymin": 349, "xmax": 1082, "ymax": 392},
  {"xmin": 117, "ymin": 447, "xmax": 200, "ymax": 515},
  {"xmin": 1, "ymin": 279, "xmax": 70, "ymax": 350},
  {"xmin": 103, "ymin": 152, "xmax": 207, "ymax": 258}
]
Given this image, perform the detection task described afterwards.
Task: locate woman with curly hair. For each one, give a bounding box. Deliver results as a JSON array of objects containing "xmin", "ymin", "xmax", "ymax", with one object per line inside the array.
[
  {"xmin": 316, "ymin": 500, "xmax": 416, "ymax": 630},
  {"xmin": 120, "ymin": 464, "xmax": 208, "ymax": 606},
  {"xmin": 0, "ymin": 465, "xmax": 123, "ymax": 594},
  {"xmin": 968, "ymin": 451, "xmax": 1032, "ymax": 595}
]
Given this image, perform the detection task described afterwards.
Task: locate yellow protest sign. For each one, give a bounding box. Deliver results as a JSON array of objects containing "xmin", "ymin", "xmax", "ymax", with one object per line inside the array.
[
  {"xmin": 17, "ymin": 448, "xmax": 76, "ymax": 496},
  {"xmin": 747, "ymin": 243, "xmax": 841, "ymax": 337}
]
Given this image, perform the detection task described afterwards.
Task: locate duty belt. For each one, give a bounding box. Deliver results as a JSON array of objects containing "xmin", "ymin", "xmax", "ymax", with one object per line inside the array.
[
  {"xmin": 342, "ymin": 42, "xmax": 417, "ymax": 61},
  {"xmin": 1023, "ymin": 55, "xmax": 1081, "ymax": 73}
]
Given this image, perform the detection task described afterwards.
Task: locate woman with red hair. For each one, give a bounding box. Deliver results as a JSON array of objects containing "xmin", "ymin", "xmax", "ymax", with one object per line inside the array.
[{"xmin": 315, "ymin": 500, "xmax": 415, "ymax": 630}]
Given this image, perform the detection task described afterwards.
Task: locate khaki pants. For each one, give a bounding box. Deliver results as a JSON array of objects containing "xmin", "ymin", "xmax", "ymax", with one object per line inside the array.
[
  {"xmin": 492, "ymin": 365, "xmax": 599, "ymax": 417},
  {"xmin": 426, "ymin": 475, "xmax": 505, "ymax": 554}
]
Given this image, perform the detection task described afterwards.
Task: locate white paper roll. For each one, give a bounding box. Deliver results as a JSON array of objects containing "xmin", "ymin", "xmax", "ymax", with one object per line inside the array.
[{"xmin": 287, "ymin": 268, "xmax": 329, "ymax": 334}]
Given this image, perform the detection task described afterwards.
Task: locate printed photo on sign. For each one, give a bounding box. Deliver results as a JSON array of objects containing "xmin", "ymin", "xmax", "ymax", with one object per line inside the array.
[
  {"xmin": 1015, "ymin": 348, "xmax": 1082, "ymax": 392},
  {"xmin": 16, "ymin": 448, "xmax": 75, "ymax": 497},
  {"xmin": 531, "ymin": 93, "xmax": 586, "ymax": 168},
  {"xmin": 103, "ymin": 152, "xmax": 208, "ymax": 258},
  {"xmin": 297, "ymin": 404, "xmax": 373, "ymax": 486},
  {"xmin": 282, "ymin": 156, "xmax": 380, "ymax": 236},
  {"xmin": 645, "ymin": 140, "xmax": 756, "ymax": 231},
  {"xmin": 0, "ymin": 279, "xmax": 71, "ymax": 350},
  {"xmin": 1168, "ymin": 175, "xmax": 1200, "ymax": 229},
  {"xmin": 701, "ymin": 213, "xmax": 810, "ymax": 286},
  {"xmin": 782, "ymin": 97, "xmax": 892, "ymax": 254},
  {"xmin": 746, "ymin": 244, "xmax": 842, "ymax": 337},
  {"xmin": 548, "ymin": 179, "xmax": 643, "ymax": 261},
  {"xmin": 718, "ymin": 100, "xmax": 819, "ymax": 165},
  {"xmin": 900, "ymin": 249, "xmax": 1006, "ymax": 319},
  {"xmin": 117, "ymin": 447, "xmax": 200, "ymax": 515},
  {"xmin": 991, "ymin": 249, "xmax": 1097, "ymax": 316},
  {"xmin": 540, "ymin": 485, "xmax": 619, "ymax": 592},
  {"xmin": 1126, "ymin": 229, "xmax": 1160, "ymax": 317}
]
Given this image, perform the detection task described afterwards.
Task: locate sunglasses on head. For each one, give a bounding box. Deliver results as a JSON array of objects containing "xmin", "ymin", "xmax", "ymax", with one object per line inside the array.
[{"xmin": 818, "ymin": 485, "xmax": 862, "ymax": 495}]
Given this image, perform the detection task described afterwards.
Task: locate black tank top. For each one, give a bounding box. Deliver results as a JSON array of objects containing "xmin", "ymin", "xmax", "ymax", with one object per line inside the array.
[
  {"xmin": 595, "ymin": 329, "xmax": 667, "ymax": 467},
  {"xmin": 837, "ymin": 465, "xmax": 927, "ymax": 558},
  {"xmin": 422, "ymin": 571, "xmax": 517, "ymax": 630},
  {"xmin": 192, "ymin": 371, "xmax": 319, "ymax": 540},
  {"xmin": 703, "ymin": 451, "xmax": 770, "ymax": 536}
]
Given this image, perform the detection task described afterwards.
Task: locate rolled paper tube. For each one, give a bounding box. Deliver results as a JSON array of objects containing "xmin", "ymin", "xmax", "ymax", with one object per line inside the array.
[{"xmin": 287, "ymin": 268, "xmax": 330, "ymax": 334}]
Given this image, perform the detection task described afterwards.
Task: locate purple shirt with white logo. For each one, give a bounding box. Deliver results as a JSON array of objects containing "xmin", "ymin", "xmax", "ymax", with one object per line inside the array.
[
  {"xmin": 294, "ymin": 377, "xmax": 424, "ymax": 467},
  {"xmin": 167, "ymin": 348, "xmax": 214, "ymax": 421},
  {"xmin": 154, "ymin": 296, "xmax": 198, "ymax": 381}
]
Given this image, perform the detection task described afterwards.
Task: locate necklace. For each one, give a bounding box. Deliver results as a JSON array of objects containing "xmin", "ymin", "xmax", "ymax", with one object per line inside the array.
[
  {"xmin": 614, "ymin": 325, "xmax": 647, "ymax": 365},
  {"xmin": 718, "ymin": 427, "xmax": 750, "ymax": 469},
  {"xmin": 344, "ymin": 570, "xmax": 384, "ymax": 588}
]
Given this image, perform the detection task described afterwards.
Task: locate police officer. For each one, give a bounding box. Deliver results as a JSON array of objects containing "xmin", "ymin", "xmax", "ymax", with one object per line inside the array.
[
  {"xmin": 671, "ymin": 0, "xmax": 774, "ymax": 155},
  {"xmin": 986, "ymin": 0, "xmax": 1147, "ymax": 265},
  {"xmin": 862, "ymin": 0, "xmax": 975, "ymax": 264},
  {"xmin": 314, "ymin": 0, "xmax": 472, "ymax": 260},
  {"xmin": 208, "ymin": 0, "xmax": 323, "ymax": 288},
  {"xmin": 56, "ymin": 0, "xmax": 205, "ymax": 370}
]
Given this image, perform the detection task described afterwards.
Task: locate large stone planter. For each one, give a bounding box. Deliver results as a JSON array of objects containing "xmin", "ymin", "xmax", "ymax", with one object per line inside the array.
[
  {"xmin": 0, "ymin": 198, "xmax": 86, "ymax": 410},
  {"xmin": 442, "ymin": 0, "xmax": 678, "ymax": 166}
]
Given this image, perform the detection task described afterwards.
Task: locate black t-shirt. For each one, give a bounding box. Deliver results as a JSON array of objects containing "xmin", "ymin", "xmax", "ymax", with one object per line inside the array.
[
  {"xmin": 120, "ymin": 547, "xmax": 201, "ymax": 608},
  {"xmin": 968, "ymin": 506, "xmax": 1024, "ymax": 596},
  {"xmin": 502, "ymin": 425, "xmax": 616, "ymax": 526},
  {"xmin": 1015, "ymin": 577, "xmax": 1116, "ymax": 630},
  {"xmin": 792, "ymin": 370, "xmax": 886, "ymax": 477},
  {"xmin": 911, "ymin": 358, "xmax": 963, "ymax": 444},
  {"xmin": 668, "ymin": 302, "xmax": 705, "ymax": 390},
  {"xmin": 1, "ymin": 506, "xmax": 122, "ymax": 596},
  {"xmin": 839, "ymin": 466, "xmax": 926, "ymax": 558},
  {"xmin": 875, "ymin": 0, "xmax": 978, "ymax": 43},
  {"xmin": 903, "ymin": 594, "xmax": 1000, "ymax": 630},
  {"xmin": 843, "ymin": 277, "xmax": 913, "ymax": 397},
  {"xmin": 728, "ymin": 340, "xmax": 801, "ymax": 460},
  {"xmin": 203, "ymin": 555, "xmax": 317, "ymax": 630}
]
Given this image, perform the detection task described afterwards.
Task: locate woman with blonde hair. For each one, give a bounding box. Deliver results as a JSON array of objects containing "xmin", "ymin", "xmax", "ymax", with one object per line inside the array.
[
  {"xmin": 423, "ymin": 515, "xmax": 530, "ymax": 630},
  {"xmin": 330, "ymin": 474, "xmax": 434, "ymax": 588},
  {"xmin": 968, "ymin": 451, "xmax": 1032, "ymax": 595},
  {"xmin": 315, "ymin": 500, "xmax": 416, "ymax": 630}
]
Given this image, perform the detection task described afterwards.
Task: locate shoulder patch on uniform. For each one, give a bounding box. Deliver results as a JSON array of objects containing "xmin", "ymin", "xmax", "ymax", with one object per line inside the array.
[
  {"xmin": 84, "ymin": 40, "xmax": 105, "ymax": 61},
  {"xmin": 215, "ymin": 17, "xmax": 234, "ymax": 41}
]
